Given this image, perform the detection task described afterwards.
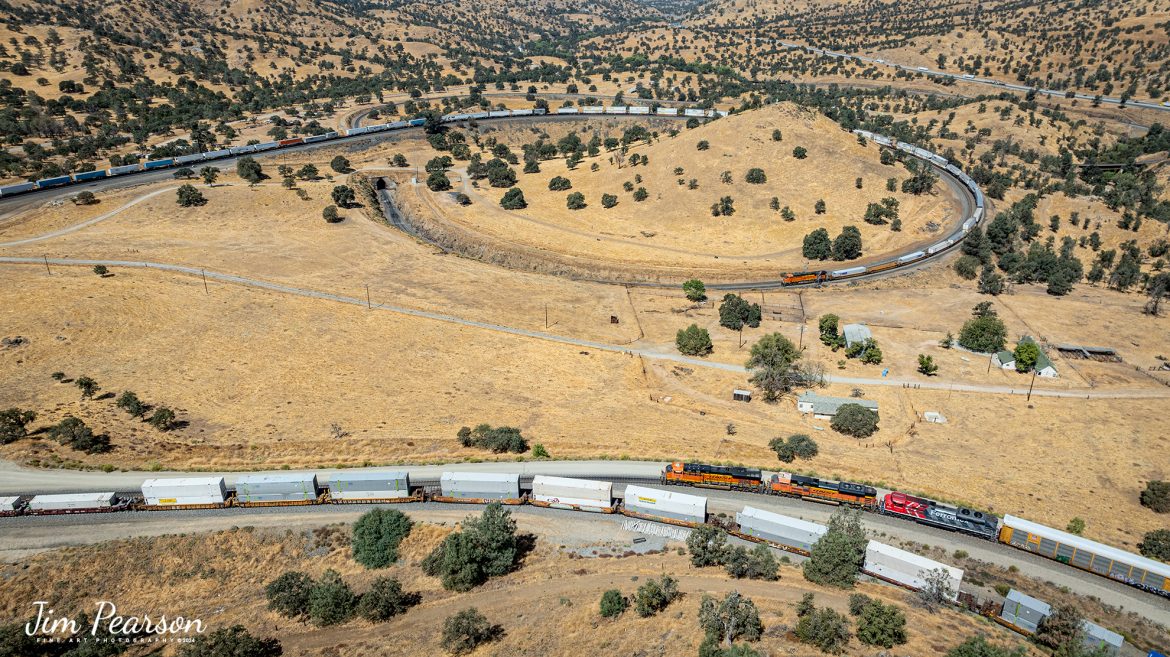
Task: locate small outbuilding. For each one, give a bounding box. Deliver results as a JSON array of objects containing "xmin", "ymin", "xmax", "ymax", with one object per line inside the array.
[
  {"xmin": 842, "ymin": 323, "xmax": 873, "ymax": 349},
  {"xmin": 732, "ymin": 389, "xmax": 753, "ymax": 402},
  {"xmin": 796, "ymin": 391, "xmax": 879, "ymax": 419},
  {"xmin": 995, "ymin": 337, "xmax": 1058, "ymax": 377}
]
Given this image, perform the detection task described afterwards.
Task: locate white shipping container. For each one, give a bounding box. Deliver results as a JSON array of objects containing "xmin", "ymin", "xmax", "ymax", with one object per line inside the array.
[
  {"xmin": 683, "ymin": 108, "xmax": 706, "ymax": 117},
  {"xmin": 141, "ymin": 477, "xmax": 227, "ymax": 506},
  {"xmin": 863, "ymin": 541, "xmax": 962, "ymax": 600},
  {"xmin": 556, "ymin": 107, "xmax": 580, "ymax": 114},
  {"xmin": 328, "ymin": 471, "xmax": 410, "ymax": 500},
  {"xmin": 628, "ymin": 106, "xmax": 650, "ymax": 115},
  {"xmin": 29, "ymin": 492, "xmax": 117, "ymax": 511},
  {"xmin": 605, "ymin": 106, "xmax": 628, "ymax": 114},
  {"xmin": 440, "ymin": 472, "xmax": 520, "ymax": 499},
  {"xmin": 656, "ymin": 107, "xmax": 679, "ymax": 115},
  {"xmin": 736, "ymin": 506, "xmax": 827, "ymax": 552},
  {"xmin": 581, "ymin": 106, "xmax": 604, "ymax": 114},
  {"xmin": 0, "ymin": 496, "xmax": 19, "ymax": 512},
  {"xmin": 531, "ymin": 475, "xmax": 612, "ymax": 509},
  {"xmin": 623, "ymin": 485, "xmax": 706, "ymax": 522}
]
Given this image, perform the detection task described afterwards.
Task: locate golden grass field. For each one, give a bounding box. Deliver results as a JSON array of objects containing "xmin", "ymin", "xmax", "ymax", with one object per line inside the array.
[{"xmin": 0, "ymin": 514, "xmax": 1043, "ymax": 657}]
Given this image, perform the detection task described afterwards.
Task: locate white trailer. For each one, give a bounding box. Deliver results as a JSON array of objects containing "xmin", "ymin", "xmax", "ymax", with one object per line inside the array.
[
  {"xmin": 581, "ymin": 105, "xmax": 604, "ymax": 114},
  {"xmin": 556, "ymin": 107, "xmax": 580, "ymax": 114},
  {"xmin": 29, "ymin": 492, "xmax": 118, "ymax": 512},
  {"xmin": 141, "ymin": 477, "xmax": 227, "ymax": 506},
  {"xmin": 863, "ymin": 540, "xmax": 963, "ymax": 600},
  {"xmin": 622, "ymin": 484, "xmax": 706, "ymax": 524},
  {"xmin": 328, "ymin": 471, "xmax": 412, "ymax": 501},
  {"xmin": 656, "ymin": 107, "xmax": 679, "ymax": 116},
  {"xmin": 605, "ymin": 106, "xmax": 628, "ymax": 114},
  {"xmin": 735, "ymin": 506, "xmax": 827, "ymax": 553},
  {"xmin": 628, "ymin": 106, "xmax": 650, "ymax": 115},
  {"xmin": 438, "ymin": 472, "xmax": 521, "ymax": 501},
  {"xmin": 0, "ymin": 496, "xmax": 20, "ymax": 513},
  {"xmin": 683, "ymin": 108, "xmax": 706, "ymax": 117},
  {"xmin": 530, "ymin": 475, "xmax": 613, "ymax": 512}
]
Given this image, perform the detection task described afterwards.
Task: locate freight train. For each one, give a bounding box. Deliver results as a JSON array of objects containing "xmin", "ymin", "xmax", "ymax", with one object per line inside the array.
[
  {"xmin": 3, "ymin": 461, "xmax": 1167, "ymax": 601},
  {"xmin": 0, "ymin": 104, "xmax": 730, "ymax": 199},
  {"xmin": 779, "ymin": 128, "xmax": 987, "ymax": 286}
]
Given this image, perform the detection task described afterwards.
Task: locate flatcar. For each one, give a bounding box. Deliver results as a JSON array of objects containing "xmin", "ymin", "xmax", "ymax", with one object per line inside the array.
[
  {"xmin": 662, "ymin": 461, "xmax": 764, "ymax": 491},
  {"xmin": 768, "ymin": 472, "xmax": 878, "ymax": 507},
  {"xmin": 781, "ymin": 270, "xmax": 828, "ymax": 286},
  {"xmin": 882, "ymin": 491, "xmax": 999, "ymax": 540}
]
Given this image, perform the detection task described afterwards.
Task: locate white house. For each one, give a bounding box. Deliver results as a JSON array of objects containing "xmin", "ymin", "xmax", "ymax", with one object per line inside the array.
[{"xmin": 797, "ymin": 391, "xmax": 879, "ymax": 419}]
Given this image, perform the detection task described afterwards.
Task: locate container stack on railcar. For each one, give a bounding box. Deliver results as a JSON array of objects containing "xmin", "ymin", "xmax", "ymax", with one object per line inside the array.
[
  {"xmin": 139, "ymin": 477, "xmax": 228, "ymax": 510},
  {"xmin": 734, "ymin": 506, "xmax": 827, "ymax": 554},
  {"xmin": 0, "ymin": 496, "xmax": 25, "ymax": 517},
  {"xmin": 529, "ymin": 475, "xmax": 614, "ymax": 512},
  {"xmin": 435, "ymin": 472, "xmax": 523, "ymax": 504},
  {"xmin": 234, "ymin": 473, "xmax": 319, "ymax": 506},
  {"xmin": 622, "ymin": 484, "xmax": 707, "ymax": 526},
  {"xmin": 327, "ymin": 471, "xmax": 417, "ymax": 503},
  {"xmin": 863, "ymin": 540, "xmax": 964, "ymax": 599},
  {"xmin": 27, "ymin": 492, "xmax": 122, "ymax": 514}
]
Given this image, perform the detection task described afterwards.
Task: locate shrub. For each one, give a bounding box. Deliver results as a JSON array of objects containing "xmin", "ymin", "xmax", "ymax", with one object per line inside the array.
[
  {"xmin": 601, "ymin": 193, "xmax": 618, "ymax": 208},
  {"xmin": 771, "ymin": 129, "xmax": 782, "ymax": 141},
  {"xmin": 724, "ymin": 544, "xmax": 779, "ymax": 581},
  {"xmin": 794, "ymin": 606, "xmax": 851, "ymax": 654},
  {"xmin": 455, "ymin": 193, "xmax": 470, "ymax": 205},
  {"xmin": 699, "ymin": 591, "xmax": 764, "ymax": 644},
  {"xmin": 116, "ymin": 391, "xmax": 147, "ymax": 417},
  {"xmin": 148, "ymin": 407, "xmax": 176, "ymax": 431},
  {"xmin": 357, "ymin": 576, "xmax": 416, "ymax": 621},
  {"xmin": 769, "ymin": 434, "xmax": 818, "ymax": 463},
  {"xmin": 803, "ymin": 508, "xmax": 867, "ymax": 588},
  {"xmin": 265, "ymin": 571, "xmax": 313, "ymax": 619},
  {"xmin": 633, "ymin": 187, "xmax": 649, "ymax": 202},
  {"xmin": 943, "ymin": 637, "xmax": 1027, "ymax": 657},
  {"xmin": 176, "ymin": 184, "xmax": 206, "ymax": 207},
  {"xmin": 308, "ymin": 569, "xmax": 357, "ymax": 626},
  {"xmin": 697, "ymin": 140, "xmax": 710, "ymax": 150},
  {"xmin": 500, "ymin": 188, "xmax": 527, "ymax": 209},
  {"xmin": 178, "ymin": 625, "xmax": 281, "ymax": 657},
  {"xmin": 73, "ymin": 191, "xmax": 98, "ymax": 205},
  {"xmin": 745, "ymin": 168, "xmax": 766, "ymax": 184},
  {"xmin": 1066, "ymin": 517, "xmax": 1085, "ymax": 535},
  {"xmin": 855, "ymin": 600, "xmax": 907, "ymax": 648},
  {"xmin": 955, "ymin": 255, "xmax": 981, "ymax": 280},
  {"xmin": 847, "ymin": 593, "xmax": 872, "ymax": 616},
  {"xmin": 352, "ymin": 508, "xmax": 413, "ymax": 568},
  {"xmin": 426, "ymin": 171, "xmax": 452, "ymax": 191},
  {"xmin": 687, "ymin": 525, "xmax": 729, "ymax": 567},
  {"xmin": 1140, "ymin": 481, "xmax": 1170, "ymax": 512},
  {"xmin": 532, "ymin": 443, "xmax": 550, "ymax": 458},
  {"xmin": 456, "ymin": 424, "xmax": 528, "ymax": 453},
  {"xmin": 1033, "ymin": 604, "xmax": 1084, "ymax": 653},
  {"xmin": 567, "ymin": 192, "xmax": 586, "ymax": 209},
  {"xmin": 422, "ymin": 503, "xmax": 519, "ymax": 591},
  {"xmin": 330, "ymin": 155, "xmax": 352, "ymax": 173},
  {"xmin": 683, "ymin": 278, "xmax": 706, "ymax": 301},
  {"xmin": 676, "ymin": 324, "xmax": 713, "ymax": 356},
  {"xmin": 548, "ymin": 176, "xmax": 572, "ymax": 191},
  {"xmin": 323, "ymin": 205, "xmax": 341, "ymax": 223},
  {"xmin": 830, "ymin": 404, "xmax": 879, "ymax": 438},
  {"xmin": 442, "ymin": 608, "xmax": 500, "ymax": 655},
  {"xmin": 792, "ymin": 146, "xmax": 808, "ymax": 159},
  {"xmin": 959, "ymin": 310, "xmax": 1007, "ymax": 353},
  {"xmin": 1139, "ymin": 529, "xmax": 1170, "ymax": 560},
  {"xmin": 599, "ymin": 589, "xmax": 628, "ymax": 618},
  {"xmin": 916, "ymin": 567, "xmax": 956, "ymax": 612},
  {"xmin": 0, "ymin": 408, "xmax": 36, "ymax": 445},
  {"xmin": 917, "ymin": 354, "xmax": 938, "ymax": 376},
  {"xmin": 47, "ymin": 416, "xmax": 110, "ymax": 453},
  {"xmin": 634, "ymin": 575, "xmax": 679, "ymax": 617},
  {"xmin": 297, "ymin": 164, "xmax": 319, "ymax": 180}
]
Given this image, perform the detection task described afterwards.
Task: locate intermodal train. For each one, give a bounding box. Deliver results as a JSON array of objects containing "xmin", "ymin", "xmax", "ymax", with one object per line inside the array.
[
  {"xmin": 779, "ymin": 129, "xmax": 987, "ymax": 286},
  {"xmin": 0, "ymin": 104, "xmax": 729, "ymax": 199},
  {"xmin": 4, "ymin": 461, "xmax": 1167, "ymax": 601}
]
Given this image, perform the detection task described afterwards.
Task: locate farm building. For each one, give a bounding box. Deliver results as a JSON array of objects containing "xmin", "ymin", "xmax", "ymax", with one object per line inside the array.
[
  {"xmin": 796, "ymin": 391, "xmax": 879, "ymax": 419},
  {"xmin": 992, "ymin": 337, "xmax": 1057, "ymax": 378},
  {"xmin": 842, "ymin": 323, "xmax": 872, "ymax": 349}
]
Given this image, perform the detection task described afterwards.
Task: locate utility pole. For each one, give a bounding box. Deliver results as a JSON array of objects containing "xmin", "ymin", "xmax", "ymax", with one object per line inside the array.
[
  {"xmin": 201, "ymin": 269, "xmax": 208, "ymax": 294},
  {"xmin": 366, "ymin": 284, "xmax": 371, "ymax": 309},
  {"xmin": 987, "ymin": 352, "xmax": 994, "ymax": 374},
  {"xmin": 43, "ymin": 255, "xmax": 51, "ymax": 275},
  {"xmin": 544, "ymin": 304, "xmax": 548, "ymax": 329},
  {"xmin": 1026, "ymin": 368, "xmax": 1038, "ymax": 401}
]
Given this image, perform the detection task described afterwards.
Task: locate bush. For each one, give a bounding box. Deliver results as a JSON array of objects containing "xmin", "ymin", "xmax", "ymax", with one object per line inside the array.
[
  {"xmin": 442, "ymin": 608, "xmax": 500, "ymax": 655},
  {"xmin": 330, "ymin": 155, "xmax": 352, "ymax": 173},
  {"xmin": 699, "ymin": 591, "xmax": 764, "ymax": 644},
  {"xmin": 148, "ymin": 407, "xmax": 176, "ymax": 431},
  {"xmin": 176, "ymin": 184, "xmax": 206, "ymax": 207},
  {"xmin": 567, "ymin": 192, "xmax": 586, "ymax": 209},
  {"xmin": 73, "ymin": 191, "xmax": 98, "ymax": 205},
  {"xmin": 634, "ymin": 575, "xmax": 679, "ymax": 617},
  {"xmin": 745, "ymin": 168, "xmax": 766, "ymax": 184},
  {"xmin": 830, "ymin": 404, "xmax": 879, "ymax": 438},
  {"xmin": 500, "ymin": 188, "xmax": 527, "ymax": 209},
  {"xmin": 426, "ymin": 171, "xmax": 452, "ymax": 191},
  {"xmin": 456, "ymin": 424, "xmax": 528, "ymax": 453},
  {"xmin": 357, "ymin": 576, "xmax": 416, "ymax": 621},
  {"xmin": 1139, "ymin": 529, "xmax": 1170, "ymax": 560},
  {"xmin": 697, "ymin": 140, "xmax": 710, "ymax": 150},
  {"xmin": 1033, "ymin": 604, "xmax": 1084, "ymax": 653},
  {"xmin": 916, "ymin": 567, "xmax": 956, "ymax": 613},
  {"xmin": 308, "ymin": 569, "xmax": 357, "ymax": 626},
  {"xmin": 0, "ymin": 408, "xmax": 36, "ymax": 445},
  {"xmin": 47, "ymin": 416, "xmax": 110, "ymax": 453},
  {"xmin": 855, "ymin": 600, "xmax": 906, "ymax": 648},
  {"xmin": 599, "ymin": 589, "xmax": 628, "ymax": 617},
  {"xmin": 803, "ymin": 508, "xmax": 867, "ymax": 588},
  {"xmin": 532, "ymin": 443, "xmax": 550, "ymax": 458},
  {"xmin": 687, "ymin": 525, "xmax": 729, "ymax": 567},
  {"xmin": 847, "ymin": 593, "xmax": 872, "ymax": 616},
  {"xmin": 1140, "ymin": 480, "xmax": 1170, "ymax": 512},
  {"xmin": 422, "ymin": 503, "xmax": 519, "ymax": 591},
  {"xmin": 769, "ymin": 434, "xmax": 818, "ymax": 463},
  {"xmin": 266, "ymin": 571, "xmax": 313, "ymax": 619},
  {"xmin": 116, "ymin": 391, "xmax": 146, "ymax": 417},
  {"xmin": 178, "ymin": 625, "xmax": 281, "ymax": 657},
  {"xmin": 959, "ymin": 312, "xmax": 1008, "ymax": 353},
  {"xmin": 955, "ymin": 255, "xmax": 981, "ymax": 280},
  {"xmin": 1066, "ymin": 517, "xmax": 1085, "ymax": 535},
  {"xmin": 548, "ymin": 176, "xmax": 572, "ymax": 191},
  {"xmin": 323, "ymin": 205, "xmax": 341, "ymax": 223},
  {"xmin": 352, "ymin": 508, "xmax": 414, "ymax": 568},
  {"xmin": 918, "ymin": 354, "xmax": 939, "ymax": 375},
  {"xmin": 676, "ymin": 324, "xmax": 713, "ymax": 356},
  {"xmin": 633, "ymin": 187, "xmax": 649, "ymax": 202},
  {"xmin": 601, "ymin": 193, "xmax": 618, "ymax": 208},
  {"xmin": 944, "ymin": 637, "xmax": 1027, "ymax": 657},
  {"xmin": 724, "ymin": 544, "xmax": 779, "ymax": 581},
  {"xmin": 683, "ymin": 278, "xmax": 706, "ymax": 301},
  {"xmin": 794, "ymin": 606, "xmax": 851, "ymax": 654},
  {"xmin": 792, "ymin": 146, "xmax": 808, "ymax": 159}
]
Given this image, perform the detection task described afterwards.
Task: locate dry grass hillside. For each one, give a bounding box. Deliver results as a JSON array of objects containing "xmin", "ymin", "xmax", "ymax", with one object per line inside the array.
[
  {"xmin": 450, "ymin": 104, "xmax": 958, "ymax": 276},
  {"xmin": 0, "ymin": 514, "xmax": 1043, "ymax": 657}
]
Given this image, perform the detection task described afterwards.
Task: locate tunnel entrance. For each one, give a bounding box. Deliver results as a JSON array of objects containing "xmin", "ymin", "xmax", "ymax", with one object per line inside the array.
[{"xmin": 375, "ymin": 177, "xmax": 388, "ymax": 190}]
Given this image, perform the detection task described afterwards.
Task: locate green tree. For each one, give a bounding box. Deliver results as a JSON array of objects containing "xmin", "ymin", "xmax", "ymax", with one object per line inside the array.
[
  {"xmin": 548, "ymin": 176, "xmax": 572, "ymax": 191},
  {"xmin": 944, "ymin": 637, "xmax": 1027, "ymax": 657},
  {"xmin": 723, "ymin": 544, "xmax": 779, "ymax": 581},
  {"xmin": 830, "ymin": 404, "xmax": 879, "ymax": 438},
  {"xmin": 73, "ymin": 191, "xmax": 99, "ymax": 206},
  {"xmin": 815, "ymin": 199, "xmax": 826, "ymax": 214},
  {"xmin": 392, "ymin": 154, "xmax": 408, "ymax": 168},
  {"xmin": 917, "ymin": 354, "xmax": 938, "ymax": 376},
  {"xmin": 601, "ymin": 193, "xmax": 618, "ymax": 208},
  {"xmin": 683, "ymin": 279, "xmax": 707, "ymax": 301},
  {"xmin": 173, "ymin": 167, "xmax": 195, "ymax": 180},
  {"xmin": 176, "ymin": 184, "xmax": 207, "ymax": 207},
  {"xmin": 148, "ymin": 407, "xmax": 176, "ymax": 431},
  {"xmin": 699, "ymin": 591, "xmax": 764, "ymax": 645},
  {"xmin": 331, "ymin": 185, "xmax": 356, "ymax": 207},
  {"xmin": 979, "ymin": 265, "xmax": 1005, "ymax": 295},
  {"xmin": 634, "ymin": 187, "xmax": 650, "ymax": 202},
  {"xmin": 500, "ymin": 188, "xmax": 526, "ymax": 209},
  {"xmin": 819, "ymin": 314, "xmax": 841, "ymax": 346},
  {"xmin": 745, "ymin": 168, "xmax": 766, "ymax": 184},
  {"xmin": 352, "ymin": 508, "xmax": 414, "ymax": 568},
  {"xmin": 1013, "ymin": 341, "xmax": 1041, "ymax": 373},
  {"xmin": 1140, "ymin": 480, "xmax": 1170, "ymax": 513},
  {"xmin": 794, "ymin": 605, "xmax": 851, "ymax": 654},
  {"xmin": 567, "ymin": 192, "xmax": 586, "ymax": 209},
  {"xmin": 265, "ymin": 571, "xmax": 313, "ymax": 620},
  {"xmin": 236, "ymin": 156, "xmax": 263, "ymax": 184},
  {"xmin": 178, "ymin": 625, "xmax": 282, "ymax": 657},
  {"xmin": 687, "ymin": 525, "xmax": 729, "ymax": 567},
  {"xmin": 958, "ymin": 306, "xmax": 1008, "ymax": 352},
  {"xmin": 917, "ymin": 567, "xmax": 955, "ymax": 613},
  {"xmin": 793, "ymin": 146, "xmax": 808, "ymax": 159},
  {"xmin": 832, "ymin": 226, "xmax": 863, "ymax": 260},
  {"xmin": 1139, "ymin": 529, "xmax": 1170, "ymax": 560},
  {"xmin": 1034, "ymin": 604, "xmax": 1085, "ymax": 656},
  {"xmin": 769, "ymin": 434, "xmax": 818, "ymax": 463},
  {"xmin": 308, "ymin": 569, "xmax": 357, "ymax": 626},
  {"xmin": 634, "ymin": 575, "xmax": 679, "ymax": 617},
  {"xmin": 954, "ymin": 256, "xmax": 980, "ymax": 280},
  {"xmin": 803, "ymin": 508, "xmax": 867, "ymax": 588},
  {"xmin": 719, "ymin": 294, "xmax": 761, "ymax": 331},
  {"xmin": 75, "ymin": 376, "xmax": 99, "ymax": 399},
  {"xmin": 200, "ymin": 166, "xmax": 219, "ymax": 186},
  {"xmin": 357, "ymin": 576, "xmax": 416, "ymax": 621},
  {"xmin": 697, "ymin": 140, "xmax": 710, "ymax": 151},
  {"xmin": 47, "ymin": 416, "xmax": 109, "ymax": 453},
  {"xmin": 323, "ymin": 205, "xmax": 341, "ymax": 223},
  {"xmin": 745, "ymin": 332, "xmax": 805, "ymax": 401},
  {"xmin": 0, "ymin": 408, "xmax": 36, "ymax": 444},
  {"xmin": 116, "ymin": 391, "xmax": 147, "ymax": 417},
  {"xmin": 297, "ymin": 164, "xmax": 319, "ymax": 180},
  {"xmin": 330, "ymin": 155, "xmax": 352, "ymax": 173},
  {"xmin": 677, "ymin": 324, "xmax": 714, "ymax": 356},
  {"xmin": 599, "ymin": 589, "xmax": 629, "ymax": 618},
  {"xmin": 426, "ymin": 171, "xmax": 452, "ymax": 191},
  {"xmin": 422, "ymin": 503, "xmax": 519, "ymax": 591},
  {"xmin": 442, "ymin": 608, "xmax": 500, "ymax": 655},
  {"xmin": 771, "ymin": 129, "xmax": 782, "ymax": 141},
  {"xmin": 855, "ymin": 600, "xmax": 906, "ymax": 648}
]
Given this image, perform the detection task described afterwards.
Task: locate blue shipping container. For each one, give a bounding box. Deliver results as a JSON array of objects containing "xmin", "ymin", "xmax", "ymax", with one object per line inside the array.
[
  {"xmin": 74, "ymin": 170, "xmax": 108, "ymax": 181},
  {"xmin": 408, "ymin": 118, "xmax": 425, "ymax": 126},
  {"xmin": 143, "ymin": 159, "xmax": 175, "ymax": 170},
  {"xmin": 37, "ymin": 176, "xmax": 72, "ymax": 187}
]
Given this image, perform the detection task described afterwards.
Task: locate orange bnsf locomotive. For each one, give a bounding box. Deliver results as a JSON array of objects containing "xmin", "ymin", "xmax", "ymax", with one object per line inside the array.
[
  {"xmin": 768, "ymin": 472, "xmax": 878, "ymax": 508},
  {"xmin": 662, "ymin": 462, "xmax": 764, "ymax": 491}
]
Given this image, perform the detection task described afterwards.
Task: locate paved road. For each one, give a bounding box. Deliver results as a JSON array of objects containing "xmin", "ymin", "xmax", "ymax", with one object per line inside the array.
[{"xmin": 1, "ymin": 459, "xmax": 1166, "ymax": 628}]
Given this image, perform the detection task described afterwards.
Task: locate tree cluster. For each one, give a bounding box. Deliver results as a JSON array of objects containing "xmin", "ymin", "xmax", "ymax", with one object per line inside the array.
[{"xmin": 456, "ymin": 424, "xmax": 528, "ymax": 453}]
